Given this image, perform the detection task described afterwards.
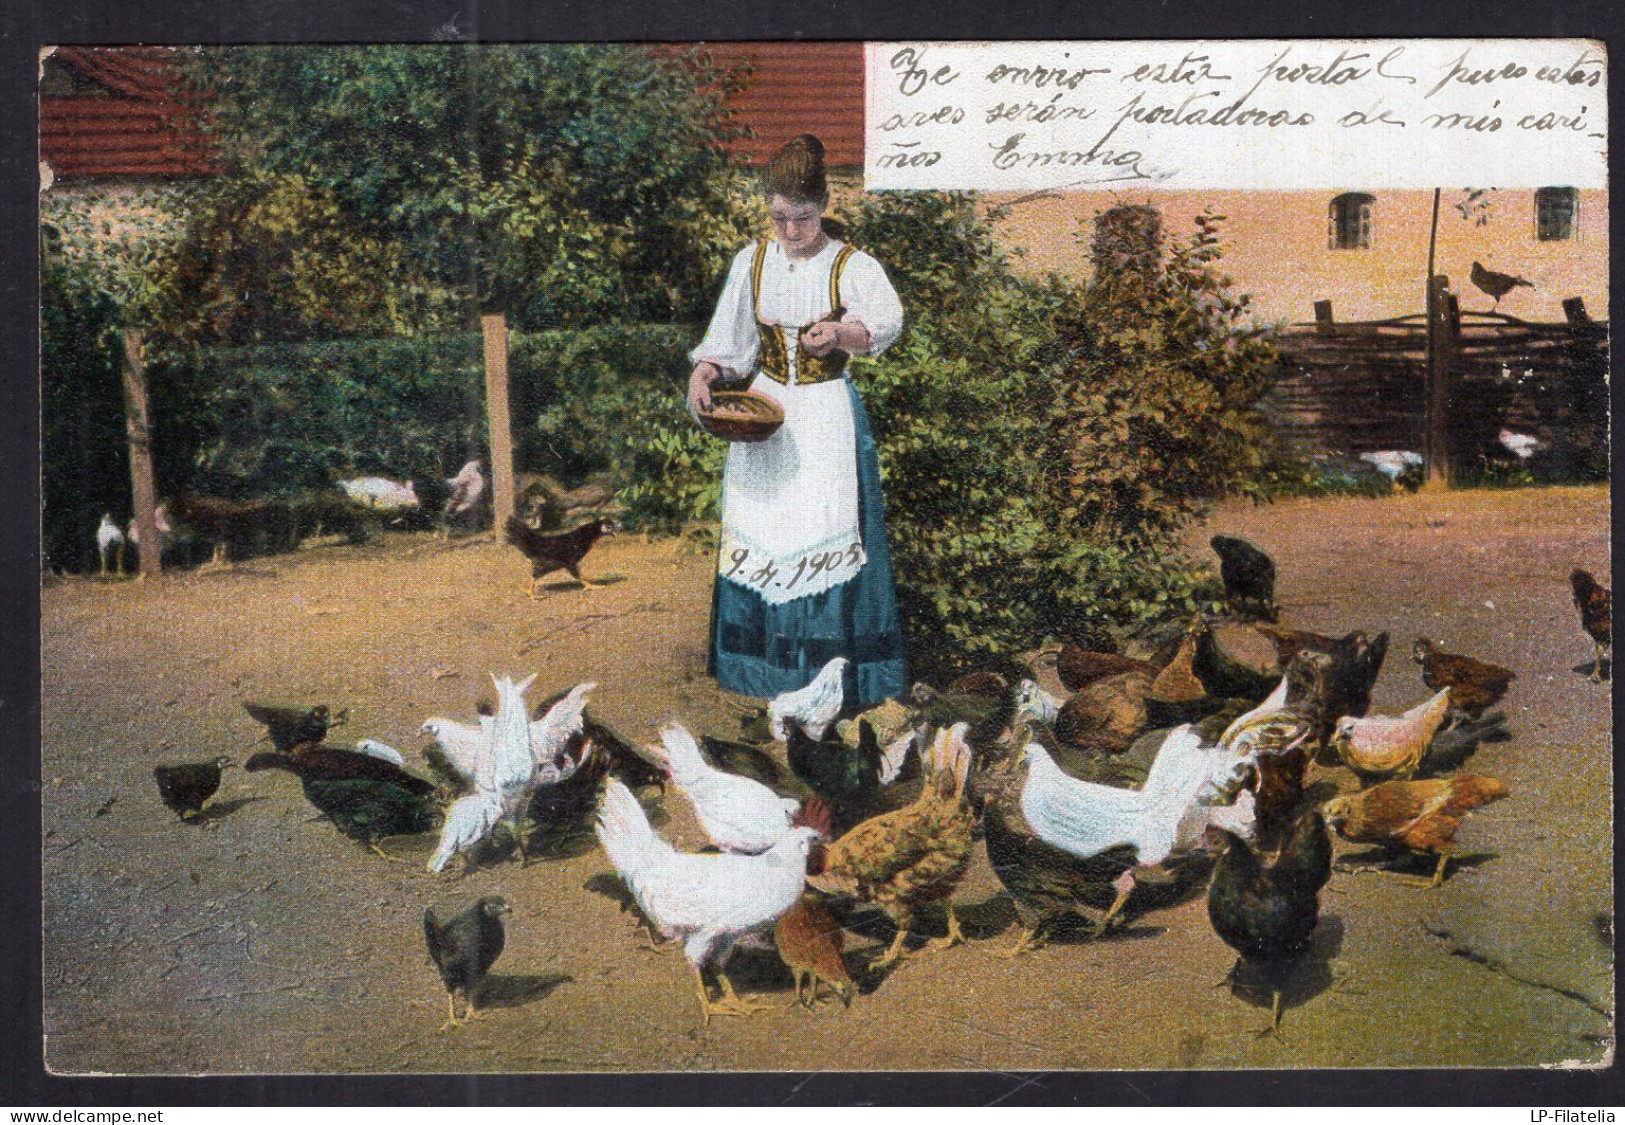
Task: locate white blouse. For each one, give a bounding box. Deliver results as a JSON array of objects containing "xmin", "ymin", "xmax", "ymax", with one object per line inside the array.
[{"xmin": 690, "ymin": 240, "xmax": 905, "ymax": 382}]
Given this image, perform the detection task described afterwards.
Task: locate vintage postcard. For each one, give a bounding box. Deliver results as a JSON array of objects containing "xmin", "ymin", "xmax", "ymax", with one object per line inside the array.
[{"xmin": 38, "ymin": 38, "xmax": 1610, "ymax": 1075}]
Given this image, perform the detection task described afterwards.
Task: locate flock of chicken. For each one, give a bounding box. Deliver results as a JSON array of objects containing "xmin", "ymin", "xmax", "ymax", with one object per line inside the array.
[{"xmin": 148, "ymin": 534, "xmax": 1611, "ymax": 1037}]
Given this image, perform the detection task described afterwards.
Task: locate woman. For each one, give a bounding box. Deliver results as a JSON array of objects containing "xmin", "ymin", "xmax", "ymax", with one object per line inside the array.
[{"xmin": 688, "ymin": 134, "xmax": 907, "ymax": 709}]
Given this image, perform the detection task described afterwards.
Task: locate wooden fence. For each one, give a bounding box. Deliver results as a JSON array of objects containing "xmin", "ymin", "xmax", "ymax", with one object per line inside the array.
[{"xmin": 1265, "ymin": 293, "xmax": 1609, "ymax": 480}]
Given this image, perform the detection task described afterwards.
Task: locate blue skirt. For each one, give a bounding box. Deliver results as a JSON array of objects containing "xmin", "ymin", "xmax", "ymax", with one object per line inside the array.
[{"xmin": 708, "ymin": 380, "xmax": 908, "ymax": 708}]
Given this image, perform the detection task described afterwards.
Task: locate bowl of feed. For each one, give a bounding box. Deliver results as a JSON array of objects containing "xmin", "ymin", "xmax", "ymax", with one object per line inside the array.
[{"xmin": 698, "ymin": 390, "xmax": 785, "ymax": 442}]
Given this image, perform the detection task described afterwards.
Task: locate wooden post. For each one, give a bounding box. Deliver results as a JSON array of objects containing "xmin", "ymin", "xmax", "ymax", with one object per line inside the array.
[
  {"xmin": 1563, "ymin": 296, "xmax": 1591, "ymax": 326},
  {"xmin": 1424, "ymin": 275, "xmax": 1456, "ymax": 489},
  {"xmin": 121, "ymin": 329, "xmax": 162, "ymax": 579},
  {"xmin": 1422, "ymin": 188, "xmax": 1444, "ymax": 490},
  {"xmin": 1313, "ymin": 299, "xmax": 1335, "ymax": 335},
  {"xmin": 481, "ymin": 313, "xmax": 516, "ymax": 528}
]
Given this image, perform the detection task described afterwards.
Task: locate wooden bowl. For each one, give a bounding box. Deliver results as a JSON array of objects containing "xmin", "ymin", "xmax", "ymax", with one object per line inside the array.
[{"xmin": 698, "ymin": 390, "xmax": 785, "ymax": 443}]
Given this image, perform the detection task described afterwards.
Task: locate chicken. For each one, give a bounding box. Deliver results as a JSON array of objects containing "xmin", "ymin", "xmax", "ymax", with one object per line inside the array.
[
  {"xmin": 1323, "ymin": 775, "xmax": 1510, "ymax": 888},
  {"xmin": 1019, "ymin": 725, "xmax": 1256, "ymax": 930},
  {"xmin": 1206, "ymin": 810, "xmax": 1332, "ymax": 1034},
  {"xmin": 504, "ymin": 515, "xmax": 617, "ymax": 597},
  {"xmin": 173, "ymin": 492, "xmax": 297, "ymax": 565},
  {"xmin": 1056, "ymin": 667, "xmax": 1157, "ymax": 756},
  {"xmin": 126, "ymin": 502, "xmax": 176, "ymax": 556},
  {"xmin": 1570, "ymin": 568, "xmax": 1611, "ymax": 681},
  {"xmin": 96, "ymin": 513, "xmax": 125, "ymax": 575},
  {"xmin": 1052, "ymin": 647, "xmax": 1157, "ymax": 693},
  {"xmin": 421, "ymin": 714, "xmax": 492, "ymax": 794},
  {"xmin": 1330, "ymin": 688, "xmax": 1452, "ymax": 782},
  {"xmin": 1148, "ymin": 615, "xmax": 1213, "ymax": 718},
  {"xmin": 1218, "ymin": 655, "xmax": 1322, "ymax": 846},
  {"xmin": 1210, "ymin": 535, "xmax": 1278, "ymax": 622},
  {"xmin": 245, "ymin": 702, "xmax": 344, "ymax": 753},
  {"xmin": 649, "ymin": 721, "xmax": 800, "ymax": 854},
  {"xmin": 1359, "ymin": 450, "xmax": 1425, "ymax": 485},
  {"xmin": 907, "ymin": 681, "xmax": 1015, "ymax": 748},
  {"xmin": 153, "ymin": 756, "xmax": 234, "ymax": 821},
  {"xmin": 808, "ymin": 724, "xmax": 978, "ymax": 970},
  {"xmin": 1470, "ymin": 260, "xmax": 1534, "ymax": 310},
  {"xmin": 774, "ymin": 894, "xmax": 855, "ymax": 1008},
  {"xmin": 423, "ymin": 896, "xmax": 511, "ymax": 1029},
  {"xmin": 1413, "ymin": 637, "xmax": 1517, "ymax": 721},
  {"xmin": 770, "ymin": 657, "xmax": 848, "ymax": 741},
  {"xmin": 785, "ymin": 716, "xmax": 887, "ymax": 833},
  {"xmin": 1257, "ymin": 625, "xmax": 1390, "ymax": 743},
  {"xmin": 1498, "ymin": 429, "xmax": 1546, "ymax": 461},
  {"xmin": 338, "ymin": 475, "xmax": 419, "ymax": 510},
  {"xmin": 245, "ymin": 745, "xmax": 438, "ymax": 856},
  {"xmin": 353, "ymin": 738, "xmax": 407, "ymax": 767},
  {"xmin": 596, "ymin": 778, "xmax": 820, "ymax": 1024},
  {"xmin": 516, "ymin": 472, "xmax": 616, "ymax": 530},
  {"xmin": 439, "ymin": 460, "xmax": 486, "ymax": 538}
]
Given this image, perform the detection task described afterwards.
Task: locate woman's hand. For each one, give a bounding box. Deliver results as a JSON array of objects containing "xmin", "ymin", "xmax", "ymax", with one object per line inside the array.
[
  {"xmin": 801, "ymin": 319, "xmax": 871, "ymax": 358},
  {"xmin": 689, "ymin": 361, "xmax": 724, "ymax": 415}
]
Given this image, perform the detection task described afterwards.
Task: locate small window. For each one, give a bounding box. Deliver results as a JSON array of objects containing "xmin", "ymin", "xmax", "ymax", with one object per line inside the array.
[
  {"xmin": 1328, "ymin": 192, "xmax": 1374, "ymax": 250},
  {"xmin": 1535, "ymin": 187, "xmax": 1578, "ymax": 241}
]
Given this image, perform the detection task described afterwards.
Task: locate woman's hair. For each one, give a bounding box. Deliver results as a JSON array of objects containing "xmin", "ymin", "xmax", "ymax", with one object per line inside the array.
[{"xmin": 763, "ymin": 134, "xmax": 828, "ymax": 206}]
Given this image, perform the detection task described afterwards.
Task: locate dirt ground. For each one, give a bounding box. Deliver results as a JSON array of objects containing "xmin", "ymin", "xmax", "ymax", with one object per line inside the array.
[{"xmin": 40, "ymin": 485, "xmax": 1612, "ymax": 1075}]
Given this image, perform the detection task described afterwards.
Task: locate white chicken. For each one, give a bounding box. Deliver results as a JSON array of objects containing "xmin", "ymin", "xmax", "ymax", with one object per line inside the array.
[
  {"xmin": 1020, "ymin": 725, "xmax": 1255, "ymax": 928},
  {"xmin": 339, "ymin": 476, "xmax": 420, "ymax": 510},
  {"xmin": 126, "ymin": 502, "xmax": 175, "ymax": 555},
  {"xmin": 96, "ymin": 513, "xmax": 125, "ymax": 575},
  {"xmin": 1498, "ymin": 429, "xmax": 1545, "ymax": 460},
  {"xmin": 1015, "ymin": 678, "xmax": 1063, "ymax": 724},
  {"xmin": 595, "ymin": 778, "xmax": 820, "ymax": 1024},
  {"xmin": 648, "ymin": 722, "xmax": 799, "ymax": 853},
  {"xmin": 1359, "ymin": 450, "xmax": 1424, "ymax": 482},
  {"xmin": 429, "ymin": 786, "xmax": 505, "ymax": 874},
  {"xmin": 421, "ymin": 715, "xmax": 494, "ymax": 784},
  {"xmin": 530, "ymin": 682, "xmax": 595, "ymax": 771},
  {"xmin": 440, "ymin": 460, "xmax": 485, "ymax": 538},
  {"xmin": 769, "ymin": 657, "xmax": 848, "ymax": 741},
  {"xmin": 354, "ymin": 738, "xmax": 407, "ymax": 767}
]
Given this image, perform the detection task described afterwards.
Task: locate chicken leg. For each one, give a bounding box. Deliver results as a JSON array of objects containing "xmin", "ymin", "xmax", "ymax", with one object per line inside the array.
[
  {"xmin": 567, "ymin": 564, "xmax": 604, "ymax": 590},
  {"xmin": 1397, "ymin": 851, "xmax": 1452, "ymax": 889},
  {"xmin": 1101, "ymin": 868, "xmax": 1138, "ymax": 931},
  {"xmin": 871, "ymin": 926, "xmax": 912, "ymax": 971},
  {"xmin": 438, "ymin": 990, "xmax": 465, "ymax": 1031},
  {"xmin": 923, "ymin": 905, "xmax": 966, "ymax": 952},
  {"xmin": 995, "ymin": 920, "xmax": 1047, "ymax": 959},
  {"xmin": 1593, "ymin": 642, "xmax": 1608, "ymax": 683}
]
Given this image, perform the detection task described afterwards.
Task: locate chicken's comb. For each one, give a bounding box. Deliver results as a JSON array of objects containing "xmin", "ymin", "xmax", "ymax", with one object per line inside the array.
[{"xmin": 792, "ymin": 795, "xmax": 836, "ymax": 839}]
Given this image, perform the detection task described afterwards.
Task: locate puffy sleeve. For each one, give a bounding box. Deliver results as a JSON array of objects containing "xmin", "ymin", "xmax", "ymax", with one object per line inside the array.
[
  {"xmin": 689, "ymin": 246, "xmax": 760, "ymax": 375},
  {"xmin": 841, "ymin": 250, "xmax": 906, "ymax": 357}
]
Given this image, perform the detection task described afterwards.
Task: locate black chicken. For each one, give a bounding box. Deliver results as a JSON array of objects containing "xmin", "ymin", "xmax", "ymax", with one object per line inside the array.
[
  {"xmin": 1258, "ymin": 626, "xmax": 1389, "ymax": 745},
  {"xmin": 153, "ymin": 756, "xmax": 234, "ymax": 820},
  {"xmin": 243, "ymin": 702, "xmax": 345, "ymax": 752},
  {"xmin": 504, "ymin": 515, "xmax": 617, "ymax": 598},
  {"xmin": 246, "ymin": 744, "xmax": 438, "ymax": 856},
  {"xmin": 785, "ymin": 716, "xmax": 884, "ymax": 832},
  {"xmin": 1206, "ymin": 809, "xmax": 1332, "ymax": 1034},
  {"xmin": 1210, "ymin": 535, "xmax": 1278, "ymax": 622},
  {"xmin": 173, "ymin": 492, "xmax": 297, "ymax": 565},
  {"xmin": 424, "ymin": 896, "xmax": 511, "ymax": 1029},
  {"xmin": 1571, "ymin": 568, "xmax": 1611, "ymax": 682}
]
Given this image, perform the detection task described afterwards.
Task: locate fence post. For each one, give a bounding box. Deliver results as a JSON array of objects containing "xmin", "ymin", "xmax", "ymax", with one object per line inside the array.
[
  {"xmin": 1563, "ymin": 297, "xmax": 1591, "ymax": 326},
  {"xmin": 1423, "ymin": 274, "xmax": 1455, "ymax": 489},
  {"xmin": 121, "ymin": 329, "xmax": 163, "ymax": 579},
  {"xmin": 1313, "ymin": 300, "xmax": 1335, "ymax": 336},
  {"xmin": 481, "ymin": 313, "xmax": 517, "ymax": 529}
]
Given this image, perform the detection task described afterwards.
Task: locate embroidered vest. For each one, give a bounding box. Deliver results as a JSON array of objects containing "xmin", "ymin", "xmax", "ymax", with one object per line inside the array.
[{"xmin": 751, "ymin": 239, "xmax": 857, "ymax": 386}]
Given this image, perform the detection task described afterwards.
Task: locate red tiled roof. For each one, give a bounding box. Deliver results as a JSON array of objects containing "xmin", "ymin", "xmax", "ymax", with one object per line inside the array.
[
  {"xmin": 40, "ymin": 47, "xmax": 216, "ymax": 178},
  {"xmin": 654, "ymin": 42, "xmax": 866, "ymax": 167}
]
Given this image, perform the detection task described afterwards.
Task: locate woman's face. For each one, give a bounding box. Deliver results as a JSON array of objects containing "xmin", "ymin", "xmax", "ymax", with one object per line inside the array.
[{"xmin": 769, "ymin": 194, "xmax": 827, "ymax": 256}]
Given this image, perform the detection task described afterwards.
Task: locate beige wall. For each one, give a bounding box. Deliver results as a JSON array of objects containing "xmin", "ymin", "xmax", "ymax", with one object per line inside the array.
[{"xmin": 987, "ymin": 188, "xmax": 1608, "ymax": 325}]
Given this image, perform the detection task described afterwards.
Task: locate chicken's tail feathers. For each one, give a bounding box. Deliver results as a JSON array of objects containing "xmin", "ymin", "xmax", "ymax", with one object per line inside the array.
[
  {"xmin": 792, "ymin": 795, "xmax": 837, "ymax": 840},
  {"xmin": 595, "ymin": 778, "xmax": 668, "ymax": 878},
  {"xmin": 877, "ymin": 726, "xmax": 917, "ymax": 787},
  {"xmin": 1442, "ymin": 775, "xmax": 1511, "ymax": 816},
  {"xmin": 657, "ymin": 721, "xmax": 705, "ymax": 782}
]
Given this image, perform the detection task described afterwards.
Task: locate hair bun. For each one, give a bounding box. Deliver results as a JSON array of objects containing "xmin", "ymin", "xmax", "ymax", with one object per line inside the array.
[{"xmin": 764, "ymin": 133, "xmax": 828, "ymax": 205}]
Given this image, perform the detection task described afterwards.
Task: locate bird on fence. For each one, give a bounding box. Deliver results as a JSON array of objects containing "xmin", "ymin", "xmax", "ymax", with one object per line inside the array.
[
  {"xmin": 1470, "ymin": 261, "xmax": 1535, "ymax": 311},
  {"xmin": 96, "ymin": 514, "xmax": 125, "ymax": 576},
  {"xmin": 439, "ymin": 460, "xmax": 486, "ymax": 539}
]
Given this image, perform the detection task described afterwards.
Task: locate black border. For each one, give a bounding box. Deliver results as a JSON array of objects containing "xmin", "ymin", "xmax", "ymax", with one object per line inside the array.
[{"xmin": 4, "ymin": 0, "xmax": 1622, "ymax": 1106}]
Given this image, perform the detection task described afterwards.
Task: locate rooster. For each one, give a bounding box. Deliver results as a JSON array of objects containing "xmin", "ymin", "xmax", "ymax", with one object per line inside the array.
[
  {"xmin": 1323, "ymin": 775, "xmax": 1509, "ymax": 888},
  {"xmin": 648, "ymin": 722, "xmax": 799, "ymax": 854},
  {"xmin": 504, "ymin": 515, "xmax": 616, "ymax": 597},
  {"xmin": 1206, "ymin": 809, "xmax": 1333, "ymax": 1034},
  {"xmin": 769, "ymin": 657, "xmax": 849, "ymax": 742},
  {"xmin": 596, "ymin": 778, "xmax": 820, "ymax": 1024},
  {"xmin": 808, "ymin": 724, "xmax": 979, "ymax": 970},
  {"xmin": 1570, "ymin": 568, "xmax": 1611, "ymax": 682}
]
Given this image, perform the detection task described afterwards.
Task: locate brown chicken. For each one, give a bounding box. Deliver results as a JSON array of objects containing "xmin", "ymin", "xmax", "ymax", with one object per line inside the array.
[
  {"xmin": 774, "ymin": 894, "xmax": 855, "ymax": 1008},
  {"xmin": 807, "ymin": 724, "xmax": 977, "ymax": 971},
  {"xmin": 504, "ymin": 515, "xmax": 617, "ymax": 598},
  {"xmin": 1322, "ymin": 775, "xmax": 1509, "ymax": 888},
  {"xmin": 174, "ymin": 491, "xmax": 297, "ymax": 565},
  {"xmin": 1053, "ymin": 646, "xmax": 1158, "ymax": 693},
  {"xmin": 1256, "ymin": 624, "xmax": 1390, "ymax": 744},
  {"xmin": 1570, "ymin": 568, "xmax": 1611, "ymax": 682},
  {"xmin": 1150, "ymin": 616, "xmax": 1211, "ymax": 707},
  {"xmin": 1053, "ymin": 668, "xmax": 1156, "ymax": 757},
  {"xmin": 1412, "ymin": 638, "xmax": 1516, "ymax": 720}
]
